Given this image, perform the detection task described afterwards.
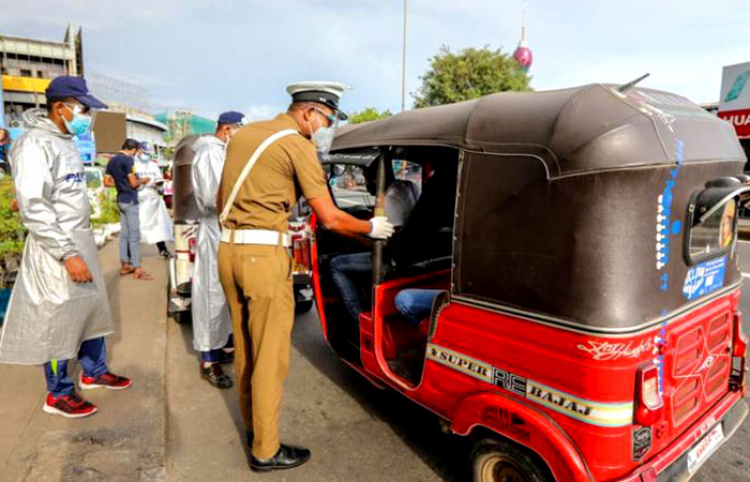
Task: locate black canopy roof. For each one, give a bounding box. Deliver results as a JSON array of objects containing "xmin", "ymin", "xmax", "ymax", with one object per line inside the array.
[{"xmin": 333, "ymin": 84, "xmax": 744, "ymax": 178}]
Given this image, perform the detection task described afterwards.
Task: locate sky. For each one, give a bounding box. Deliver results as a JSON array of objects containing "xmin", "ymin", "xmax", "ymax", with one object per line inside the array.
[{"xmin": 2, "ymin": 0, "xmax": 750, "ymax": 120}]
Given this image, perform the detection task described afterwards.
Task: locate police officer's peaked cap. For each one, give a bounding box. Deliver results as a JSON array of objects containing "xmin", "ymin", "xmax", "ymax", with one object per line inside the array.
[
  {"xmin": 218, "ymin": 111, "xmax": 248, "ymax": 126},
  {"xmin": 286, "ymin": 81, "xmax": 348, "ymax": 121}
]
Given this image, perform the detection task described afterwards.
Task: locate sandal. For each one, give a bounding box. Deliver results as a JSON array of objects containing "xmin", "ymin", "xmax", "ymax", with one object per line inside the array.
[
  {"xmin": 120, "ymin": 267, "xmax": 135, "ymax": 276},
  {"xmin": 132, "ymin": 269, "xmax": 154, "ymax": 281}
]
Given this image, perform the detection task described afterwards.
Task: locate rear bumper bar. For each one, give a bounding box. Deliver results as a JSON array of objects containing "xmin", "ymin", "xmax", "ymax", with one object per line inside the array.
[{"xmin": 617, "ymin": 392, "xmax": 748, "ymax": 482}]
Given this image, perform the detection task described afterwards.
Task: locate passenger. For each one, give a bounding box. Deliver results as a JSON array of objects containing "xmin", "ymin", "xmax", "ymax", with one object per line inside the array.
[
  {"xmin": 191, "ymin": 111, "xmax": 248, "ymax": 389},
  {"xmin": 330, "ymin": 161, "xmax": 420, "ymax": 323},
  {"xmin": 395, "ymin": 289, "xmax": 442, "ymax": 325},
  {"xmin": 0, "ymin": 76, "xmax": 132, "ymax": 419},
  {"xmin": 392, "ymin": 162, "xmax": 457, "ymax": 267}
]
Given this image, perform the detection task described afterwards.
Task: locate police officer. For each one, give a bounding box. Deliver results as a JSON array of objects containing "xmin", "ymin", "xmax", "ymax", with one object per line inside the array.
[{"xmin": 217, "ymin": 82, "xmax": 394, "ymax": 471}]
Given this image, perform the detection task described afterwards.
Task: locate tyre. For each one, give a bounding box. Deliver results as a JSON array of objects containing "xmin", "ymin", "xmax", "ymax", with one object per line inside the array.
[
  {"xmin": 471, "ymin": 438, "xmax": 552, "ymax": 482},
  {"xmin": 295, "ymin": 299, "xmax": 314, "ymax": 314},
  {"xmin": 173, "ymin": 311, "xmax": 191, "ymax": 324}
]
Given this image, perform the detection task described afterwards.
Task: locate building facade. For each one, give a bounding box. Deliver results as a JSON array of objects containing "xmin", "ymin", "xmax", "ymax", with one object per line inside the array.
[{"xmin": 0, "ymin": 24, "xmax": 83, "ymax": 128}]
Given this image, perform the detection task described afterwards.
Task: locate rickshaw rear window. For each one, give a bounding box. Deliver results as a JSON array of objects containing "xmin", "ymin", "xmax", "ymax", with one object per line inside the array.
[{"xmin": 688, "ymin": 199, "xmax": 737, "ymax": 262}]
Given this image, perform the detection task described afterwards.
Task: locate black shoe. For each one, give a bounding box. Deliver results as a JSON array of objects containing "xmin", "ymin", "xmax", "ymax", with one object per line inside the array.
[
  {"xmin": 159, "ymin": 250, "xmax": 174, "ymax": 259},
  {"xmin": 250, "ymin": 444, "xmax": 311, "ymax": 472},
  {"xmin": 200, "ymin": 364, "xmax": 233, "ymax": 389},
  {"xmin": 217, "ymin": 349, "xmax": 235, "ymax": 365}
]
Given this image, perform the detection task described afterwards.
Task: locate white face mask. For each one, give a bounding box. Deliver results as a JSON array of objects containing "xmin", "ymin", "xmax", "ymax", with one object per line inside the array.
[
  {"xmin": 138, "ymin": 153, "xmax": 151, "ymax": 162},
  {"xmin": 308, "ymin": 109, "xmax": 338, "ymax": 155}
]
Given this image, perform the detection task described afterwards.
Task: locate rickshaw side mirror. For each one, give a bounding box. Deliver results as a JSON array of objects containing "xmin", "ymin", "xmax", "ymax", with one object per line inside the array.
[
  {"xmin": 684, "ymin": 178, "xmax": 750, "ymax": 265},
  {"xmin": 692, "ymin": 180, "xmax": 750, "ymax": 225}
]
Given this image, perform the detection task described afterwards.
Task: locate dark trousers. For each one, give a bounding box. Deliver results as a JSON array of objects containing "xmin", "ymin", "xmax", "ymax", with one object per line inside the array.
[
  {"xmin": 201, "ymin": 334, "xmax": 235, "ymax": 363},
  {"xmin": 43, "ymin": 337, "xmax": 108, "ymax": 397}
]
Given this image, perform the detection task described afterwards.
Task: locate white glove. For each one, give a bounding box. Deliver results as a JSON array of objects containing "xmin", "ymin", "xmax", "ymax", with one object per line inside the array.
[{"xmin": 369, "ymin": 216, "xmax": 394, "ymax": 240}]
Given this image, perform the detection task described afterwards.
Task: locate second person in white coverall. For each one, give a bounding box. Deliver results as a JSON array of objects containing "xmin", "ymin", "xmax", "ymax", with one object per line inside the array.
[
  {"xmin": 191, "ymin": 111, "xmax": 247, "ymax": 388},
  {"xmin": 134, "ymin": 141, "xmax": 174, "ymax": 258}
]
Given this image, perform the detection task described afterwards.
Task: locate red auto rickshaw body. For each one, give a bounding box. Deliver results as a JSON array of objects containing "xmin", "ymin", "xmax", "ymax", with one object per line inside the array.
[{"xmin": 310, "ymin": 84, "xmax": 749, "ymax": 481}]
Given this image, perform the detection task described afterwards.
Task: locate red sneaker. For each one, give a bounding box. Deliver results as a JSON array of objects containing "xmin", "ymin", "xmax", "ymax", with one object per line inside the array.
[
  {"xmin": 43, "ymin": 392, "xmax": 98, "ymax": 419},
  {"xmin": 80, "ymin": 372, "xmax": 133, "ymax": 391}
]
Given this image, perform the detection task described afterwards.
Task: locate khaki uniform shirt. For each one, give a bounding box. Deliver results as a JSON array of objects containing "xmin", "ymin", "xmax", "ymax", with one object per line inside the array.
[{"xmin": 219, "ymin": 113, "xmax": 328, "ymax": 232}]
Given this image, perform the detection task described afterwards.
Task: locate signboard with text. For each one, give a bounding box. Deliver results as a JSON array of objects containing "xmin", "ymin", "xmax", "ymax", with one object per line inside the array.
[{"xmin": 718, "ymin": 61, "xmax": 750, "ymax": 138}]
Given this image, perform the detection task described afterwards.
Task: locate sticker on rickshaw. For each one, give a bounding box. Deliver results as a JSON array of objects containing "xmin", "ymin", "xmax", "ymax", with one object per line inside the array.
[
  {"xmin": 426, "ymin": 343, "xmax": 634, "ymax": 427},
  {"xmin": 576, "ymin": 339, "xmax": 654, "ymax": 361},
  {"xmin": 682, "ymin": 255, "xmax": 727, "ymax": 300}
]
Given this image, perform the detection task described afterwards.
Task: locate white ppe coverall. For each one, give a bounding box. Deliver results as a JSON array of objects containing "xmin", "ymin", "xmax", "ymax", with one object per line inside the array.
[
  {"xmin": 135, "ymin": 158, "xmax": 173, "ymax": 244},
  {"xmin": 0, "ymin": 109, "xmax": 113, "ymax": 364},
  {"xmin": 190, "ymin": 135, "xmax": 231, "ymax": 352}
]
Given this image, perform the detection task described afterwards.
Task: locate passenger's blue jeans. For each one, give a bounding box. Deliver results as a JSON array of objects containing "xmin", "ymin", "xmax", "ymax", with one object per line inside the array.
[
  {"xmin": 395, "ymin": 289, "xmax": 441, "ymax": 325},
  {"xmin": 330, "ymin": 252, "xmax": 372, "ymax": 322},
  {"xmin": 119, "ymin": 201, "xmax": 141, "ymax": 268},
  {"xmin": 43, "ymin": 337, "xmax": 108, "ymax": 397}
]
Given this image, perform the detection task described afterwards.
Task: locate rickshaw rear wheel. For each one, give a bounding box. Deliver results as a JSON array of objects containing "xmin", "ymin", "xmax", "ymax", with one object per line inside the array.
[{"xmin": 471, "ymin": 439, "xmax": 552, "ymax": 482}]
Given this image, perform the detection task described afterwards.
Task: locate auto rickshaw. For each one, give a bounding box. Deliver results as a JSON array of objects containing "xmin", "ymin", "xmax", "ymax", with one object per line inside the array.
[
  {"xmin": 167, "ymin": 135, "xmax": 314, "ymax": 323},
  {"xmin": 311, "ymin": 84, "xmax": 749, "ymax": 481}
]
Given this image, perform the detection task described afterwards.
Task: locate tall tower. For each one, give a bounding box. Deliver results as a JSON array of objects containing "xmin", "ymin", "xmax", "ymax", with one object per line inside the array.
[{"xmin": 513, "ymin": 0, "xmax": 533, "ymax": 72}]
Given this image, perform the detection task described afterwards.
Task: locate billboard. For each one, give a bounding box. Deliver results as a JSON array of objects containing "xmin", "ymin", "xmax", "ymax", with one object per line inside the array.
[
  {"xmin": 718, "ymin": 61, "xmax": 750, "ymax": 138},
  {"xmin": 91, "ymin": 111, "xmax": 127, "ymax": 153}
]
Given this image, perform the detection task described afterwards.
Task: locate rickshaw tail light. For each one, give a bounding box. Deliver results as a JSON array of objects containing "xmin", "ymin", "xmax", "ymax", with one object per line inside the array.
[
  {"xmin": 636, "ymin": 365, "xmax": 664, "ymax": 425},
  {"xmin": 292, "ymin": 235, "xmax": 311, "ymax": 274},
  {"xmin": 732, "ymin": 310, "xmax": 747, "ymax": 357},
  {"xmin": 188, "ymin": 238, "xmax": 197, "ymax": 263}
]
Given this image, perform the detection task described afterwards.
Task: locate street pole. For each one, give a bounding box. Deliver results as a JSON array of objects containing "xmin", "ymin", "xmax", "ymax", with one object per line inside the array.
[{"xmin": 401, "ymin": 0, "xmax": 408, "ymax": 112}]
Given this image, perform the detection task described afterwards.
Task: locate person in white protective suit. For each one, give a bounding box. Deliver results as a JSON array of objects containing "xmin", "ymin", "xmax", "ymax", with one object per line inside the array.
[
  {"xmin": 0, "ymin": 76, "xmax": 132, "ymax": 419},
  {"xmin": 134, "ymin": 141, "xmax": 174, "ymax": 258},
  {"xmin": 191, "ymin": 111, "xmax": 248, "ymax": 388}
]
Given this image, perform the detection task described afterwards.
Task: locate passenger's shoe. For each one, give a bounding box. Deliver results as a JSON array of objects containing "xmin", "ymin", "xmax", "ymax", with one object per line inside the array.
[
  {"xmin": 43, "ymin": 392, "xmax": 98, "ymax": 419},
  {"xmin": 159, "ymin": 250, "xmax": 174, "ymax": 259},
  {"xmin": 250, "ymin": 444, "xmax": 311, "ymax": 472},
  {"xmin": 217, "ymin": 349, "xmax": 235, "ymax": 365},
  {"xmin": 200, "ymin": 363, "xmax": 233, "ymax": 389},
  {"xmin": 80, "ymin": 372, "xmax": 133, "ymax": 390}
]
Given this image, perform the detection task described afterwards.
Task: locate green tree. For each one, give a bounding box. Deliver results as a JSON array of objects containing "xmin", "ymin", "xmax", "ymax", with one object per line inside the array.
[
  {"xmin": 348, "ymin": 107, "xmax": 392, "ymax": 125},
  {"xmin": 0, "ymin": 178, "xmax": 26, "ymax": 287},
  {"xmin": 413, "ymin": 46, "xmax": 532, "ymax": 108}
]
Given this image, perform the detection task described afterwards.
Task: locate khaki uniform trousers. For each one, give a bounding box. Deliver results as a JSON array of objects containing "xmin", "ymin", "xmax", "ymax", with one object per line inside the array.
[{"xmin": 217, "ymin": 240, "xmax": 294, "ymax": 459}]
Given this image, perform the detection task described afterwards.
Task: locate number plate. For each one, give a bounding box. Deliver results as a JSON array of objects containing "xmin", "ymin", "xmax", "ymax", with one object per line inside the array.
[{"xmin": 687, "ymin": 423, "xmax": 724, "ymax": 474}]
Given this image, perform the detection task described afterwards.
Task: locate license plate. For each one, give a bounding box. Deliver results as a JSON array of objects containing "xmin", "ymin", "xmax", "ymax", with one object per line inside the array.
[{"xmin": 687, "ymin": 423, "xmax": 724, "ymax": 474}]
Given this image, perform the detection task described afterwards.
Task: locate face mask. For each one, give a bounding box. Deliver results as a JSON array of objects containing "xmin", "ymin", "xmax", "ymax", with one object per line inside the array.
[
  {"xmin": 308, "ymin": 110, "xmax": 337, "ymax": 155},
  {"xmin": 62, "ymin": 104, "xmax": 92, "ymax": 136},
  {"xmin": 138, "ymin": 153, "xmax": 151, "ymax": 162}
]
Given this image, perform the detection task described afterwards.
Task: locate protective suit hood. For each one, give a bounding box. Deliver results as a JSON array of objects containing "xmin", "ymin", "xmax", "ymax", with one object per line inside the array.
[
  {"xmin": 193, "ymin": 134, "xmax": 226, "ymax": 150},
  {"xmin": 21, "ymin": 108, "xmax": 71, "ymax": 139}
]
